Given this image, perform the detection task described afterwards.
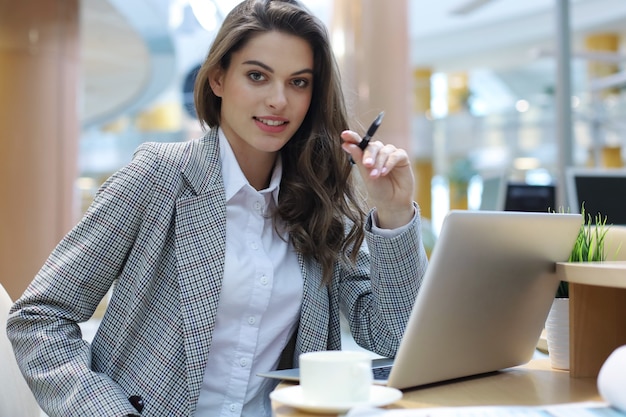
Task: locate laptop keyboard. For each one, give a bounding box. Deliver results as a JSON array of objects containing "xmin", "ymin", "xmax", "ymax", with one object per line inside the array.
[{"xmin": 372, "ymin": 365, "xmax": 392, "ymax": 380}]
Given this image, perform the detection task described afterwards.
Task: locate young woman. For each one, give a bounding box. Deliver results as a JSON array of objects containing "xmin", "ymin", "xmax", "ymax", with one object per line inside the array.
[{"xmin": 8, "ymin": 1, "xmax": 428, "ymax": 416}]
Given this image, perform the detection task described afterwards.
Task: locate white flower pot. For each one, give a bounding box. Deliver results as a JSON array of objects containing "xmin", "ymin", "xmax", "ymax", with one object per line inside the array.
[{"xmin": 545, "ymin": 298, "xmax": 570, "ymax": 370}]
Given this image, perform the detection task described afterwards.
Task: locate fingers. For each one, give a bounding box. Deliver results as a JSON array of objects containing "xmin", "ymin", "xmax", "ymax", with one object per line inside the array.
[
  {"xmin": 340, "ymin": 130, "xmax": 362, "ymax": 152},
  {"xmin": 341, "ymin": 130, "xmax": 409, "ymax": 178},
  {"xmin": 365, "ymin": 142, "xmax": 410, "ymax": 177}
]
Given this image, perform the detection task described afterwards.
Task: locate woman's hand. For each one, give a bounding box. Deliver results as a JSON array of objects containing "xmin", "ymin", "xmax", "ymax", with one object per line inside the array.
[{"xmin": 341, "ymin": 130, "xmax": 415, "ymax": 229}]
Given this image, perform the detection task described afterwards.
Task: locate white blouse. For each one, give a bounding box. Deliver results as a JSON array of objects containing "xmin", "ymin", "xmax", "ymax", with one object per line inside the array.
[{"xmin": 195, "ymin": 130, "xmax": 303, "ymax": 417}]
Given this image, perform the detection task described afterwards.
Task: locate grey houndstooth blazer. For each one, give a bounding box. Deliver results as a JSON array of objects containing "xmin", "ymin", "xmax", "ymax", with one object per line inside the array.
[{"xmin": 7, "ymin": 129, "xmax": 428, "ymax": 416}]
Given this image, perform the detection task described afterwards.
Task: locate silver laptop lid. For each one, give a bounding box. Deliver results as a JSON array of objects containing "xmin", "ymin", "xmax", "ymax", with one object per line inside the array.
[{"xmin": 388, "ymin": 210, "xmax": 582, "ymax": 389}]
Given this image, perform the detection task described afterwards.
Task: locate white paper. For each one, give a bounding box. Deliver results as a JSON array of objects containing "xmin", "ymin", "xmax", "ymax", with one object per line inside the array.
[
  {"xmin": 345, "ymin": 402, "xmax": 623, "ymax": 417},
  {"xmin": 598, "ymin": 345, "xmax": 626, "ymax": 413}
]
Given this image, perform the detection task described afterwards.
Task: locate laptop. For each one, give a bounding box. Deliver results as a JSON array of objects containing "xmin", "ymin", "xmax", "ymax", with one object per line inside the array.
[
  {"xmin": 503, "ymin": 182, "xmax": 556, "ymax": 213},
  {"xmin": 566, "ymin": 167, "xmax": 626, "ymax": 225},
  {"xmin": 259, "ymin": 210, "xmax": 582, "ymax": 389}
]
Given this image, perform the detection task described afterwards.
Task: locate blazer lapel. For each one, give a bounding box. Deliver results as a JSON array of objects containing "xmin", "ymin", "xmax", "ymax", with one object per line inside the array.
[
  {"xmin": 294, "ymin": 253, "xmax": 330, "ymax": 365},
  {"xmin": 175, "ymin": 132, "xmax": 227, "ymax": 407}
]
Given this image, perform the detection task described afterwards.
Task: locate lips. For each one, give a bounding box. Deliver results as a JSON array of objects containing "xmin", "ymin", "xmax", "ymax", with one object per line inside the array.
[
  {"xmin": 255, "ymin": 117, "xmax": 287, "ymax": 127},
  {"xmin": 254, "ymin": 116, "xmax": 289, "ymax": 133}
]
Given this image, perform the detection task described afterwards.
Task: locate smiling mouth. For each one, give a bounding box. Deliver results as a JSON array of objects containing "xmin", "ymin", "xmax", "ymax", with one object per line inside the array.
[{"xmin": 255, "ymin": 117, "xmax": 287, "ymax": 127}]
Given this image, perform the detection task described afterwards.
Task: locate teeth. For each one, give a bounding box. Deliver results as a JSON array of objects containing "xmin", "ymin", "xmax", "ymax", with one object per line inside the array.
[{"xmin": 258, "ymin": 118, "xmax": 286, "ymax": 126}]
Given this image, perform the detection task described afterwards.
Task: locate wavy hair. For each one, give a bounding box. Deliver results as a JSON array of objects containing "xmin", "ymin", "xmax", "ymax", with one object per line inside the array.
[{"xmin": 194, "ymin": 0, "xmax": 366, "ymax": 284}]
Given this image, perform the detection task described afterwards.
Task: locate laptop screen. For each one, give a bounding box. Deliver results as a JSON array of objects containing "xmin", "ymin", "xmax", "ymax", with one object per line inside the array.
[
  {"xmin": 566, "ymin": 168, "xmax": 626, "ymax": 225},
  {"xmin": 503, "ymin": 183, "xmax": 556, "ymax": 213}
]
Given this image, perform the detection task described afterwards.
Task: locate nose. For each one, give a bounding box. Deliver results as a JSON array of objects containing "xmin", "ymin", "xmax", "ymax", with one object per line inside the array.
[{"xmin": 266, "ymin": 83, "xmax": 287, "ymax": 110}]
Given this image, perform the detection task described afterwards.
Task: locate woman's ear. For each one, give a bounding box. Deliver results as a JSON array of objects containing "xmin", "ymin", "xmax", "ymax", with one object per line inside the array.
[{"xmin": 209, "ymin": 68, "xmax": 224, "ymax": 98}]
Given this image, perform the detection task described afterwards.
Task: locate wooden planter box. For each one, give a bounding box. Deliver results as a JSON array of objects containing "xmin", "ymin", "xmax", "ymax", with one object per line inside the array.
[{"xmin": 556, "ymin": 261, "xmax": 626, "ymax": 378}]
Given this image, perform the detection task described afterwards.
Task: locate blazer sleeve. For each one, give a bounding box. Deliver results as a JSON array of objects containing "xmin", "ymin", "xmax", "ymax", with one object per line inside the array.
[
  {"xmin": 338, "ymin": 202, "xmax": 429, "ymax": 359},
  {"xmin": 6, "ymin": 143, "xmax": 165, "ymax": 417}
]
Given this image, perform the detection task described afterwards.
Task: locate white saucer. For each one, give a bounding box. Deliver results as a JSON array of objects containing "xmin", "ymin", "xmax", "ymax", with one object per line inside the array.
[{"xmin": 270, "ymin": 385, "xmax": 402, "ymax": 414}]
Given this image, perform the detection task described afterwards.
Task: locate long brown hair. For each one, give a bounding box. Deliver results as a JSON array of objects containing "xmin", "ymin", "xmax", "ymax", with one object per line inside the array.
[{"xmin": 194, "ymin": 0, "xmax": 366, "ymax": 284}]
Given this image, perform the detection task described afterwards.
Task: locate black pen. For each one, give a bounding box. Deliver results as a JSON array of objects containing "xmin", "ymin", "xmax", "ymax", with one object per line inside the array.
[{"xmin": 358, "ymin": 111, "xmax": 385, "ymax": 150}]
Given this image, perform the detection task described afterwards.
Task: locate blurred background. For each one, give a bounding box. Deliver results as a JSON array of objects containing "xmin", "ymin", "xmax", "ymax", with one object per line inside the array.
[{"xmin": 2, "ymin": 0, "xmax": 626, "ymax": 299}]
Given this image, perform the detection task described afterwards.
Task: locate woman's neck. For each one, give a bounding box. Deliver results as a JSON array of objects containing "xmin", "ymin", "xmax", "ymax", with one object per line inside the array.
[{"xmin": 235, "ymin": 151, "xmax": 276, "ymax": 191}]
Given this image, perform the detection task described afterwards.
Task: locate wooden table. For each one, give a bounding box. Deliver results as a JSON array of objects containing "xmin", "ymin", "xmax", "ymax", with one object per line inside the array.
[{"xmin": 272, "ymin": 358, "xmax": 601, "ymax": 416}]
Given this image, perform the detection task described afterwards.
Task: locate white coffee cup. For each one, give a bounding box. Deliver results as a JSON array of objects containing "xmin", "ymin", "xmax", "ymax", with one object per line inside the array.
[{"xmin": 299, "ymin": 350, "xmax": 373, "ymax": 405}]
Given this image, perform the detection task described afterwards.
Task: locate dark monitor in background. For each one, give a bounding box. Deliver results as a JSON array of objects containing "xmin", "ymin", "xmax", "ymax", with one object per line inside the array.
[
  {"xmin": 566, "ymin": 168, "xmax": 626, "ymax": 225},
  {"xmin": 504, "ymin": 182, "xmax": 556, "ymax": 213}
]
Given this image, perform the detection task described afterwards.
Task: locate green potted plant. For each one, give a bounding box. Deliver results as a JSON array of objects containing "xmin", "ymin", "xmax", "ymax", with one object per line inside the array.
[{"xmin": 555, "ymin": 205, "xmax": 610, "ymax": 298}]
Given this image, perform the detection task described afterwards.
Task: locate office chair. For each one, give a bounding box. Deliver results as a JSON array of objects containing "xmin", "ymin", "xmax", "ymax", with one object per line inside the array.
[{"xmin": 1, "ymin": 283, "xmax": 41, "ymax": 417}]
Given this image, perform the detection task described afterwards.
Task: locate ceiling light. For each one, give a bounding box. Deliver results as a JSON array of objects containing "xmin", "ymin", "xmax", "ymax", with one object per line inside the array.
[
  {"xmin": 515, "ymin": 100, "xmax": 530, "ymax": 113},
  {"xmin": 513, "ymin": 157, "xmax": 540, "ymax": 171}
]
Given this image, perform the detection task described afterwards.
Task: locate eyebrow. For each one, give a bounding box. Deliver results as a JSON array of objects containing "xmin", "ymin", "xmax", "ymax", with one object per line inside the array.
[{"xmin": 242, "ymin": 60, "xmax": 314, "ymax": 76}]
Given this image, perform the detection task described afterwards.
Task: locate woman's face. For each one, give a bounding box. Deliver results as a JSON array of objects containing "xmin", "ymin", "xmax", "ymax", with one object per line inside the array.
[{"xmin": 210, "ymin": 31, "xmax": 314, "ymax": 161}]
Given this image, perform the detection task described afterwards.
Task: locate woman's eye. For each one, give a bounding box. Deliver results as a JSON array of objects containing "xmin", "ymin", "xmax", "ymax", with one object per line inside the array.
[
  {"xmin": 292, "ymin": 79, "xmax": 309, "ymax": 88},
  {"xmin": 248, "ymin": 72, "xmax": 265, "ymax": 82}
]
